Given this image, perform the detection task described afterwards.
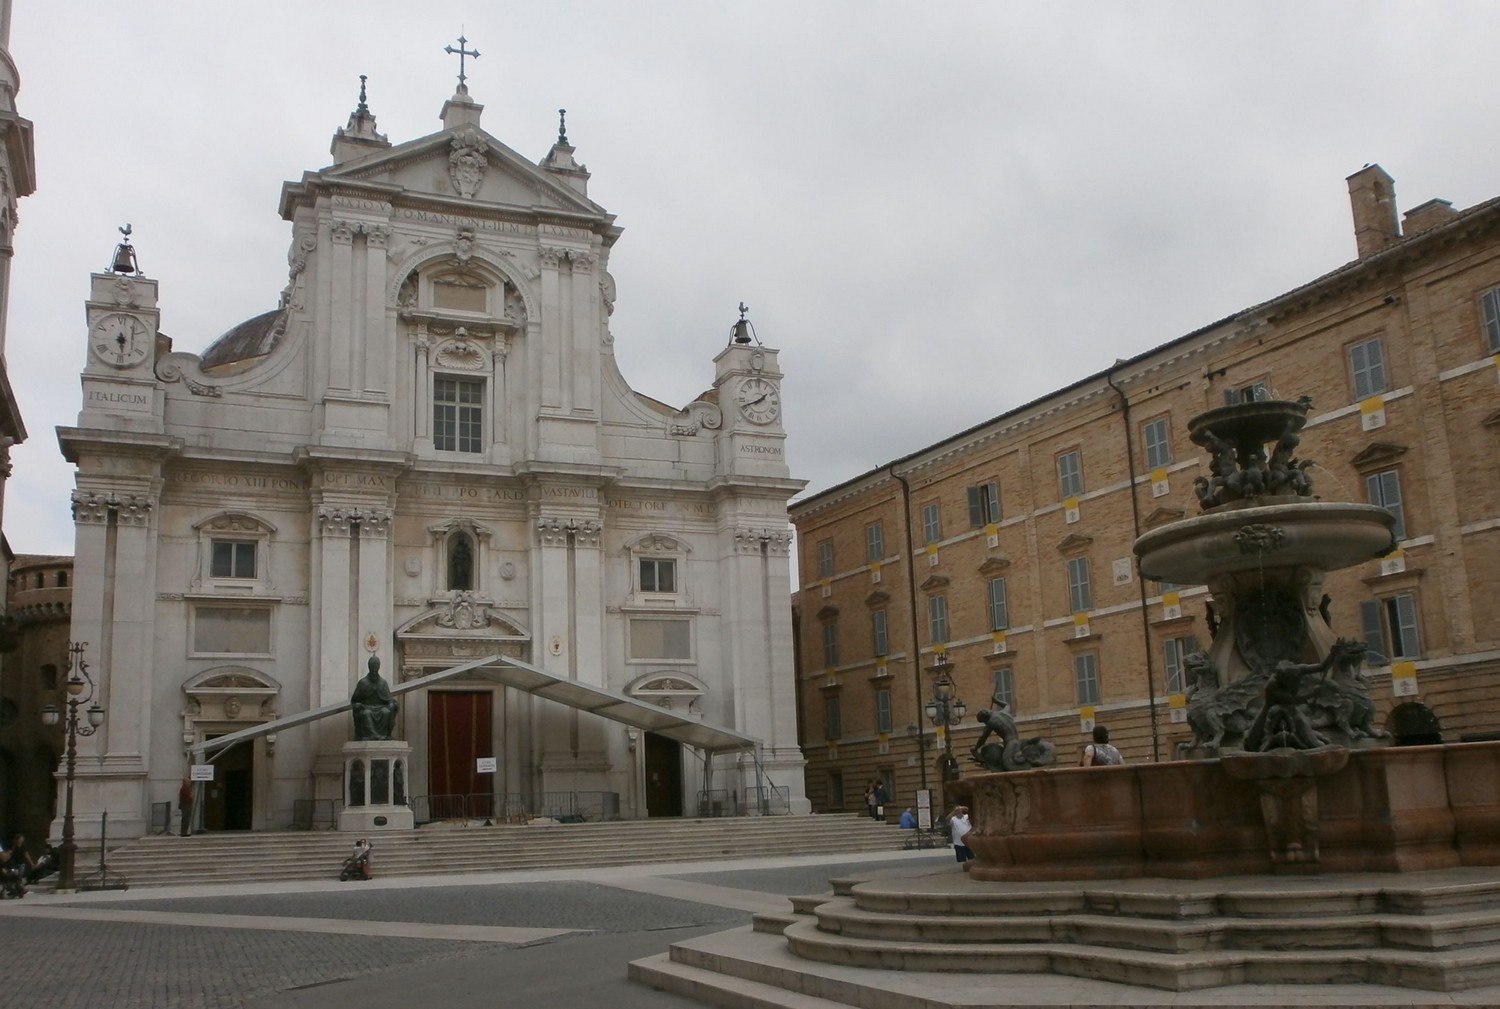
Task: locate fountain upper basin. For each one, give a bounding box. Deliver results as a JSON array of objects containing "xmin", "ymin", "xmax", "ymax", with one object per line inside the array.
[{"xmin": 1134, "ymin": 499, "xmax": 1397, "ymax": 585}]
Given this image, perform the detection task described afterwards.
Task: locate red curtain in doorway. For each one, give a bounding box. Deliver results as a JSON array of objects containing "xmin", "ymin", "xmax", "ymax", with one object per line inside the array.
[{"xmin": 428, "ymin": 692, "xmax": 493, "ymax": 810}]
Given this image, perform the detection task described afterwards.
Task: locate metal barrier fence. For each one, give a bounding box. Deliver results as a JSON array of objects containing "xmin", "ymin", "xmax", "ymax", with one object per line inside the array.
[
  {"xmin": 409, "ymin": 791, "xmax": 621, "ymax": 824},
  {"xmin": 291, "ymin": 798, "xmax": 342, "ymax": 830},
  {"xmin": 696, "ymin": 784, "xmax": 791, "ymax": 817}
]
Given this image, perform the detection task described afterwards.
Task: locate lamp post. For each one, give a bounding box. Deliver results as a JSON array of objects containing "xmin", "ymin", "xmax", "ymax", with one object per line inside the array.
[
  {"xmin": 923, "ymin": 654, "xmax": 967, "ymax": 805},
  {"xmin": 40, "ymin": 642, "xmax": 104, "ymax": 892}
]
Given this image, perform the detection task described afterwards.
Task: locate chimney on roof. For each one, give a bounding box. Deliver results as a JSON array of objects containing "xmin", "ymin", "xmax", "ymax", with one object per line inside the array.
[
  {"xmin": 1401, "ymin": 198, "xmax": 1458, "ymax": 237},
  {"xmin": 1347, "ymin": 164, "xmax": 1400, "ymax": 258}
]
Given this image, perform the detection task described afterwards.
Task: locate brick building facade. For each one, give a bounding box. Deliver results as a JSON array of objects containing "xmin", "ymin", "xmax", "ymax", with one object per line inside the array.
[{"xmin": 790, "ymin": 165, "xmax": 1500, "ymax": 813}]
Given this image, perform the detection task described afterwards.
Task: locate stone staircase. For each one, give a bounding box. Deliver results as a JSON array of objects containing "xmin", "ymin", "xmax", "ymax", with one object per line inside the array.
[
  {"xmin": 93, "ymin": 813, "xmax": 904, "ymax": 888},
  {"xmin": 630, "ymin": 865, "xmax": 1500, "ymax": 1007}
]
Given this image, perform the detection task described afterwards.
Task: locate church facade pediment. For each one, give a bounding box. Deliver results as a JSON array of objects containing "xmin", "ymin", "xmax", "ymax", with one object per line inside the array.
[{"xmin": 396, "ymin": 593, "xmax": 530, "ymax": 640}]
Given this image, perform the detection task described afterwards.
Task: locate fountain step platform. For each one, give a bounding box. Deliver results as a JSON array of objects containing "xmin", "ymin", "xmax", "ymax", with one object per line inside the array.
[{"xmin": 631, "ymin": 866, "xmax": 1500, "ymax": 1006}]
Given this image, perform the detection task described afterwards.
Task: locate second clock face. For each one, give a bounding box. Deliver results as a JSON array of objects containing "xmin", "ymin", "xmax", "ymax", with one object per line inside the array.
[
  {"xmin": 737, "ymin": 376, "xmax": 781, "ymax": 425},
  {"xmin": 90, "ymin": 313, "xmax": 150, "ymax": 368}
]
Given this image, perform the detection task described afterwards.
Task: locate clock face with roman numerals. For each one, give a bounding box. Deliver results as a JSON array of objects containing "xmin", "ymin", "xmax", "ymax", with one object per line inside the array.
[
  {"xmin": 736, "ymin": 376, "xmax": 781, "ymax": 425},
  {"xmin": 90, "ymin": 313, "xmax": 150, "ymax": 368}
]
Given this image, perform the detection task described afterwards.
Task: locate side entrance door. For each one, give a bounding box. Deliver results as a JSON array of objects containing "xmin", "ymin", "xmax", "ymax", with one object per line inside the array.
[
  {"xmin": 202, "ymin": 736, "xmax": 253, "ymax": 831},
  {"xmin": 643, "ymin": 732, "xmax": 683, "ymax": 817}
]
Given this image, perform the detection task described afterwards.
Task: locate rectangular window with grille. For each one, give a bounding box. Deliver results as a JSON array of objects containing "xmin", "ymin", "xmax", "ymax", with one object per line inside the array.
[
  {"xmin": 967, "ymin": 482, "xmax": 1000, "ymax": 526},
  {"xmin": 1067, "ymin": 557, "xmax": 1092, "ymax": 613},
  {"xmin": 992, "ymin": 667, "xmax": 1014, "ymax": 710},
  {"xmin": 822, "ymin": 621, "xmax": 839, "ymax": 667},
  {"xmin": 866, "ymin": 522, "xmax": 884, "ymax": 562},
  {"xmin": 987, "ymin": 577, "xmax": 1009, "ymax": 631},
  {"xmin": 928, "ymin": 595, "xmax": 948, "ymax": 644},
  {"xmin": 871, "ymin": 609, "xmax": 889, "ymax": 656},
  {"xmin": 1057, "ymin": 450, "xmax": 1083, "ymax": 499},
  {"xmin": 875, "ymin": 688, "xmax": 893, "ymax": 734},
  {"xmin": 210, "ymin": 540, "xmax": 257, "ymax": 579},
  {"xmin": 1349, "ymin": 337, "xmax": 1389, "ymax": 400},
  {"xmin": 1074, "ymin": 653, "xmax": 1100, "ymax": 706},
  {"xmin": 1142, "ymin": 417, "xmax": 1172, "ymax": 470},
  {"xmin": 1360, "ymin": 594, "xmax": 1421, "ymax": 663},
  {"xmin": 1366, "ymin": 469, "xmax": 1406, "ymax": 540},
  {"xmin": 921, "ymin": 502, "xmax": 942, "ymax": 544},
  {"xmin": 433, "ymin": 377, "xmax": 484, "ymax": 453}
]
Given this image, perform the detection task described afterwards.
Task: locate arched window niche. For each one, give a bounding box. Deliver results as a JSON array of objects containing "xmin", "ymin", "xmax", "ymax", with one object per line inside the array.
[{"xmin": 427, "ymin": 518, "xmax": 495, "ymax": 598}]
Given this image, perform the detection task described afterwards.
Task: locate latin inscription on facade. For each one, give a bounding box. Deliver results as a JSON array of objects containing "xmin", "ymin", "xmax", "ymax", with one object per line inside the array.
[
  {"xmin": 739, "ymin": 440, "xmax": 784, "ymax": 457},
  {"xmin": 87, "ymin": 387, "xmax": 152, "ymax": 410},
  {"xmin": 170, "ymin": 472, "xmax": 307, "ymax": 492},
  {"xmin": 405, "ymin": 483, "xmax": 527, "ymax": 502},
  {"xmin": 606, "ymin": 499, "xmax": 715, "ymax": 516}
]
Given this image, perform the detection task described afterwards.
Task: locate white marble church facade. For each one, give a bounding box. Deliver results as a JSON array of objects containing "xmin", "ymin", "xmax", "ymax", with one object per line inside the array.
[{"xmin": 58, "ymin": 79, "xmax": 807, "ymax": 838}]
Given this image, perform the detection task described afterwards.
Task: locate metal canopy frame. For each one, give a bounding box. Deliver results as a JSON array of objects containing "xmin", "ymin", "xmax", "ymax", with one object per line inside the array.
[{"xmin": 189, "ymin": 652, "xmax": 761, "ymax": 762}]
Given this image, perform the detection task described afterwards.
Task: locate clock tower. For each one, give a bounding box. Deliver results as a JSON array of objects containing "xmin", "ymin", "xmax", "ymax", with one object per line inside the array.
[
  {"xmin": 713, "ymin": 308, "xmax": 788, "ymax": 479},
  {"xmin": 79, "ymin": 232, "xmax": 163, "ymax": 435}
]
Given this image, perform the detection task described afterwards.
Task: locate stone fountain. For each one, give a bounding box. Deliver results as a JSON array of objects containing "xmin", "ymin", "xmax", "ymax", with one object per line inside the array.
[{"xmin": 632, "ymin": 397, "xmax": 1500, "ymax": 1003}]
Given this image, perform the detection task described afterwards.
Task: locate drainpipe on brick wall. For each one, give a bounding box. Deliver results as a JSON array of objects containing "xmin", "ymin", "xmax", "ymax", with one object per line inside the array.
[
  {"xmin": 891, "ymin": 465, "xmax": 929, "ymax": 795},
  {"xmin": 1106, "ymin": 365, "xmax": 1162, "ymax": 762}
]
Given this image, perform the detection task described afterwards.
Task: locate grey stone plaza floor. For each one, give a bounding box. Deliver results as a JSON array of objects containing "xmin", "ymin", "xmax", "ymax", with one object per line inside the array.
[{"xmin": 0, "ymin": 847, "xmax": 948, "ymax": 1009}]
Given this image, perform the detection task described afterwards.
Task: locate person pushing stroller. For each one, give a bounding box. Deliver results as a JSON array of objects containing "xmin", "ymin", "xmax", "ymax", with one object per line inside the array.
[{"xmin": 339, "ymin": 838, "xmax": 373, "ymax": 881}]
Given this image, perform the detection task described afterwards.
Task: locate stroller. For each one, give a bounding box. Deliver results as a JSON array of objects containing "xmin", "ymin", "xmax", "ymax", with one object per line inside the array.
[
  {"xmin": 0, "ymin": 858, "xmax": 24, "ymax": 899},
  {"xmin": 339, "ymin": 839, "xmax": 373, "ymax": 881}
]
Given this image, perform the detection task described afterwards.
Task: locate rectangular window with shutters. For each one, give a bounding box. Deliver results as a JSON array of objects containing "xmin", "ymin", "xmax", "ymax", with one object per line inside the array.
[
  {"xmin": 992, "ymin": 667, "xmax": 1014, "ymax": 710},
  {"xmin": 1483, "ymin": 287, "xmax": 1500, "ymax": 354},
  {"xmin": 871, "ymin": 609, "xmax": 889, "ymax": 656},
  {"xmin": 1366, "ymin": 469, "xmax": 1407, "ymax": 540},
  {"xmin": 817, "ymin": 540, "xmax": 834, "ymax": 578},
  {"xmin": 1163, "ymin": 635, "xmax": 1198, "ymax": 694},
  {"xmin": 928, "ymin": 595, "xmax": 949, "ymax": 644},
  {"xmin": 1224, "ymin": 380, "xmax": 1271, "ymax": 405},
  {"xmin": 433, "ymin": 377, "xmax": 484, "ymax": 453},
  {"xmin": 825, "ymin": 696, "xmax": 842, "ymax": 740},
  {"xmin": 1142, "ymin": 417, "xmax": 1172, "ymax": 470},
  {"xmin": 967, "ymin": 481, "xmax": 1000, "ymax": 526},
  {"xmin": 1349, "ymin": 337, "xmax": 1389, "ymax": 400},
  {"xmin": 987, "ymin": 577, "xmax": 1009, "ymax": 631},
  {"xmin": 822, "ymin": 621, "xmax": 839, "ymax": 667},
  {"xmin": 1361, "ymin": 594, "xmax": 1421, "ymax": 663},
  {"xmin": 921, "ymin": 502, "xmax": 942, "ymax": 544},
  {"xmin": 1074, "ymin": 653, "xmax": 1100, "ymax": 706},
  {"xmin": 210, "ymin": 540, "xmax": 257, "ymax": 579},
  {"xmin": 866, "ymin": 522, "xmax": 884, "ymax": 563},
  {"xmin": 1067, "ymin": 557, "xmax": 1092, "ymax": 613},
  {"xmin": 1057, "ymin": 450, "xmax": 1083, "ymax": 499},
  {"xmin": 875, "ymin": 688, "xmax": 893, "ymax": 734}
]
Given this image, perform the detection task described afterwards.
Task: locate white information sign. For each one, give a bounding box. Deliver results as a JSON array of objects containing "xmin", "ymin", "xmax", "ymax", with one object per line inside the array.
[
  {"xmin": 190, "ymin": 764, "xmax": 215, "ymax": 782},
  {"xmin": 916, "ymin": 788, "xmax": 933, "ymax": 830},
  {"xmin": 476, "ymin": 756, "xmax": 497, "ymax": 773}
]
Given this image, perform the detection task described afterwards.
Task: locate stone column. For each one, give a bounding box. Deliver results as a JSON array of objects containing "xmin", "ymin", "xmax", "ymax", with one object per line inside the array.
[{"xmin": 568, "ymin": 252, "xmax": 596, "ymax": 413}]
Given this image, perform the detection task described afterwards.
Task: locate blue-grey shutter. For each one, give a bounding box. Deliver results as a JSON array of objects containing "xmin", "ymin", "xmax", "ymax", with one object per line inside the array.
[
  {"xmin": 967, "ymin": 486, "xmax": 984, "ymax": 527},
  {"xmin": 1360, "ymin": 600, "xmax": 1387, "ymax": 663},
  {"xmin": 1393, "ymin": 594, "xmax": 1421, "ymax": 657}
]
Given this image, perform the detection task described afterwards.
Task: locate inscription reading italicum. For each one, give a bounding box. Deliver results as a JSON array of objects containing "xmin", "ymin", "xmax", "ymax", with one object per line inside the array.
[{"xmin": 89, "ymin": 390, "xmax": 151, "ymax": 406}]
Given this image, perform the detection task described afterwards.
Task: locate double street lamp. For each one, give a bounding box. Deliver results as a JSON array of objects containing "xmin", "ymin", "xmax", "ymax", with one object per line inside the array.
[
  {"xmin": 40, "ymin": 642, "xmax": 105, "ymax": 892},
  {"xmin": 923, "ymin": 654, "xmax": 967, "ymax": 799}
]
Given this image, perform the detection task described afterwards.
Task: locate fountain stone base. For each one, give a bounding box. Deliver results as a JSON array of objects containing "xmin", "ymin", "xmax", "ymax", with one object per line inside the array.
[{"xmin": 954, "ymin": 741, "xmax": 1500, "ymax": 882}]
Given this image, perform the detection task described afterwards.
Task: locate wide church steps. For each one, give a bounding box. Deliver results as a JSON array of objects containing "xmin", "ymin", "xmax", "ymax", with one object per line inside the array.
[
  {"xmin": 96, "ymin": 813, "xmax": 903, "ymax": 888},
  {"xmin": 630, "ymin": 867, "xmax": 1500, "ymax": 1007}
]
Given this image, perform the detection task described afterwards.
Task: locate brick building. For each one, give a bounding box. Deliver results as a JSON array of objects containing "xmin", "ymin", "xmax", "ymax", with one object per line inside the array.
[{"xmin": 789, "ymin": 165, "xmax": 1500, "ymax": 813}]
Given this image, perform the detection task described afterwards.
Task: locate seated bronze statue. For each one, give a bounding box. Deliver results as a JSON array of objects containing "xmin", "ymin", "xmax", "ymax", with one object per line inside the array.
[{"xmin": 351, "ymin": 655, "xmax": 398, "ymax": 741}]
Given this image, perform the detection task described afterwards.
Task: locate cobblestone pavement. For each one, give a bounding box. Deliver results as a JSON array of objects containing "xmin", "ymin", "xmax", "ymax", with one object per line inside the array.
[{"xmin": 0, "ymin": 849, "xmax": 944, "ymax": 1009}]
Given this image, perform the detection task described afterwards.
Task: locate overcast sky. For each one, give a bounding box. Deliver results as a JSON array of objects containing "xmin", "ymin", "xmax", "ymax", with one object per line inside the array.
[{"xmin": 6, "ymin": 1, "xmax": 1500, "ymax": 559}]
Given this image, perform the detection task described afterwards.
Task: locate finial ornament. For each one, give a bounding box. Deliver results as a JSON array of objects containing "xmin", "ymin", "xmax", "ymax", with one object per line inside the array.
[
  {"xmin": 356, "ymin": 74, "xmax": 369, "ymax": 116},
  {"xmin": 731, "ymin": 302, "xmax": 756, "ymax": 345},
  {"xmin": 557, "ymin": 108, "xmax": 568, "ymax": 145},
  {"xmin": 110, "ymin": 223, "xmax": 140, "ymax": 275},
  {"xmin": 444, "ymin": 33, "xmax": 480, "ymax": 88}
]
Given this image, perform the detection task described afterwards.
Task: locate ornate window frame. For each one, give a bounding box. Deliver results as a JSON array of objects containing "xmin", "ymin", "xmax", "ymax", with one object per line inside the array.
[{"xmin": 191, "ymin": 512, "xmax": 277, "ymax": 595}]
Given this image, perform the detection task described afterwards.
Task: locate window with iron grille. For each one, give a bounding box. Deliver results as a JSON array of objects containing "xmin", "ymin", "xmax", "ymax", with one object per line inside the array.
[{"xmin": 433, "ymin": 377, "xmax": 484, "ymax": 453}]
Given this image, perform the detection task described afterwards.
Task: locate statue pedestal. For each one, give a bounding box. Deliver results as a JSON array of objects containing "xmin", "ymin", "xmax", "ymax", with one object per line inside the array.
[{"xmin": 338, "ymin": 740, "xmax": 413, "ymax": 832}]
